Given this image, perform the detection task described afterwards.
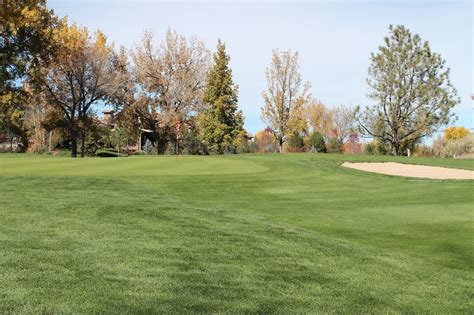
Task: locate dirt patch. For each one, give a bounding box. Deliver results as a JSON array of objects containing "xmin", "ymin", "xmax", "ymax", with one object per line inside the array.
[{"xmin": 342, "ymin": 162, "xmax": 474, "ymax": 180}]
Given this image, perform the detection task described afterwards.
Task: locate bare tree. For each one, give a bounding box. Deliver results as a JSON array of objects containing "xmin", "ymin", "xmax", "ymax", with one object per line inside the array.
[
  {"xmin": 261, "ymin": 50, "xmax": 310, "ymax": 152},
  {"xmin": 133, "ymin": 29, "xmax": 210, "ymax": 153},
  {"xmin": 332, "ymin": 105, "xmax": 356, "ymax": 143}
]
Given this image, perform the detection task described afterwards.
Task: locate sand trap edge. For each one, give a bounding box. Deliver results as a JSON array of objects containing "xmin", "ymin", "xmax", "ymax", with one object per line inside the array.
[{"xmin": 341, "ymin": 162, "xmax": 474, "ymax": 180}]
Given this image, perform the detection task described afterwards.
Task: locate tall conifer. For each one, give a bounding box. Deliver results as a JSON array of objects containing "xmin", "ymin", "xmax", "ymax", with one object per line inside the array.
[{"xmin": 198, "ymin": 40, "xmax": 244, "ymax": 154}]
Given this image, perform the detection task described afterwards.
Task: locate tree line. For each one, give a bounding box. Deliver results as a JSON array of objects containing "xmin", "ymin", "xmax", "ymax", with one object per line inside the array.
[{"xmin": 1, "ymin": 1, "xmax": 463, "ymax": 157}]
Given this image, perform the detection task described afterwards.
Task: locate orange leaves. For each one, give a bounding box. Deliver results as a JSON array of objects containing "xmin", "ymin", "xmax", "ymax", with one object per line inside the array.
[{"xmin": 255, "ymin": 128, "xmax": 279, "ymax": 153}]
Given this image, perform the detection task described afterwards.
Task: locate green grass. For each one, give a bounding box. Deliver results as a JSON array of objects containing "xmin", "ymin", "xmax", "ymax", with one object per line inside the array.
[{"xmin": 0, "ymin": 153, "xmax": 473, "ymax": 313}]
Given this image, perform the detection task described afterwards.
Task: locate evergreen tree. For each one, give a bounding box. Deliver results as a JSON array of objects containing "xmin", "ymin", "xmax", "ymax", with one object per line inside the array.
[
  {"xmin": 197, "ymin": 40, "xmax": 244, "ymax": 154},
  {"xmin": 357, "ymin": 25, "xmax": 459, "ymax": 156},
  {"xmin": 308, "ymin": 131, "xmax": 326, "ymax": 153}
]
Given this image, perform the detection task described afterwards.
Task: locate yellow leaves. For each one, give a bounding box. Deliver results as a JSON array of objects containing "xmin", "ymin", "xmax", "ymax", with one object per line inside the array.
[
  {"xmin": 95, "ymin": 31, "xmax": 107, "ymax": 48},
  {"xmin": 20, "ymin": 6, "xmax": 40, "ymax": 25},
  {"xmin": 287, "ymin": 96, "xmax": 307, "ymax": 134},
  {"xmin": 255, "ymin": 129, "xmax": 276, "ymax": 142},
  {"xmin": 0, "ymin": 92, "xmax": 13, "ymax": 103},
  {"xmin": 93, "ymin": 30, "xmax": 113, "ymax": 58},
  {"xmin": 255, "ymin": 129, "xmax": 278, "ymax": 153},
  {"xmin": 5, "ymin": 6, "xmax": 41, "ymax": 35},
  {"xmin": 233, "ymin": 130, "xmax": 249, "ymax": 147},
  {"xmin": 444, "ymin": 126, "xmax": 470, "ymax": 141},
  {"xmin": 50, "ymin": 20, "xmax": 114, "ymax": 70},
  {"xmin": 304, "ymin": 99, "xmax": 333, "ymax": 136},
  {"xmin": 53, "ymin": 21, "xmax": 89, "ymax": 59}
]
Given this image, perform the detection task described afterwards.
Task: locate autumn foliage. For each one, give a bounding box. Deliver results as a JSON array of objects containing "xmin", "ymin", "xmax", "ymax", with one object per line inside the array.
[
  {"xmin": 444, "ymin": 126, "xmax": 470, "ymax": 141},
  {"xmin": 342, "ymin": 133, "xmax": 363, "ymax": 154},
  {"xmin": 254, "ymin": 128, "xmax": 279, "ymax": 153}
]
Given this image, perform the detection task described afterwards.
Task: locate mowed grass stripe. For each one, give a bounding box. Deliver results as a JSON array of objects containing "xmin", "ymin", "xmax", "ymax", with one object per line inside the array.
[
  {"xmin": 0, "ymin": 155, "xmax": 268, "ymax": 176},
  {"xmin": 0, "ymin": 154, "xmax": 472, "ymax": 313}
]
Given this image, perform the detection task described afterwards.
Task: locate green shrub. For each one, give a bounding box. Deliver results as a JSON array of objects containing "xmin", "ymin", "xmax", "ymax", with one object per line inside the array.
[
  {"xmin": 364, "ymin": 142, "xmax": 376, "ymax": 155},
  {"xmin": 95, "ymin": 148, "xmax": 123, "ymax": 157},
  {"xmin": 236, "ymin": 140, "xmax": 252, "ymax": 154},
  {"xmin": 327, "ymin": 137, "xmax": 342, "ymax": 153},
  {"xmin": 181, "ymin": 129, "xmax": 204, "ymax": 155},
  {"xmin": 164, "ymin": 142, "xmax": 177, "ymax": 155},
  {"xmin": 287, "ymin": 133, "xmax": 305, "ymax": 152},
  {"xmin": 308, "ymin": 132, "xmax": 326, "ymax": 153},
  {"xmin": 364, "ymin": 140, "xmax": 387, "ymax": 155},
  {"xmin": 132, "ymin": 150, "xmax": 147, "ymax": 156},
  {"xmin": 376, "ymin": 140, "xmax": 388, "ymax": 155}
]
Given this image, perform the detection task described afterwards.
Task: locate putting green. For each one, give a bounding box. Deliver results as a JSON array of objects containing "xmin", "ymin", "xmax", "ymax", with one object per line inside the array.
[{"xmin": 0, "ymin": 155, "xmax": 268, "ymax": 176}]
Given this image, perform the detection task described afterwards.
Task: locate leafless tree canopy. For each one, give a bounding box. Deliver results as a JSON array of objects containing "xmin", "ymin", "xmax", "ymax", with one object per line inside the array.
[
  {"xmin": 132, "ymin": 29, "xmax": 210, "ymax": 152},
  {"xmin": 261, "ymin": 50, "xmax": 310, "ymax": 151}
]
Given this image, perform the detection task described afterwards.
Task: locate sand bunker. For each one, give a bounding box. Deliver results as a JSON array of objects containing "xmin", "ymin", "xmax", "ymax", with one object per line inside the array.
[{"xmin": 342, "ymin": 162, "xmax": 474, "ymax": 180}]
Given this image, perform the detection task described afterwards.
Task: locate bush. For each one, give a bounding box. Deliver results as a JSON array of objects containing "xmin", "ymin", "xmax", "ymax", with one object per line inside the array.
[
  {"xmin": 364, "ymin": 140, "xmax": 387, "ymax": 155},
  {"xmin": 164, "ymin": 142, "xmax": 177, "ymax": 155},
  {"xmin": 95, "ymin": 148, "xmax": 123, "ymax": 157},
  {"xmin": 143, "ymin": 139, "xmax": 154, "ymax": 154},
  {"xmin": 413, "ymin": 145, "xmax": 433, "ymax": 157},
  {"xmin": 326, "ymin": 137, "xmax": 342, "ymax": 153},
  {"xmin": 132, "ymin": 150, "xmax": 147, "ymax": 155},
  {"xmin": 308, "ymin": 132, "xmax": 326, "ymax": 153},
  {"xmin": 287, "ymin": 133, "xmax": 305, "ymax": 152},
  {"xmin": 444, "ymin": 135, "xmax": 473, "ymax": 158},
  {"xmin": 181, "ymin": 128, "xmax": 204, "ymax": 155},
  {"xmin": 236, "ymin": 139, "xmax": 252, "ymax": 154},
  {"xmin": 364, "ymin": 142, "xmax": 376, "ymax": 155},
  {"xmin": 50, "ymin": 149, "xmax": 71, "ymax": 157},
  {"xmin": 433, "ymin": 133, "xmax": 473, "ymax": 157},
  {"xmin": 234, "ymin": 132, "xmax": 253, "ymax": 154},
  {"xmin": 342, "ymin": 133, "xmax": 363, "ymax": 154},
  {"xmin": 432, "ymin": 135, "xmax": 446, "ymax": 157},
  {"xmin": 255, "ymin": 128, "xmax": 279, "ymax": 153}
]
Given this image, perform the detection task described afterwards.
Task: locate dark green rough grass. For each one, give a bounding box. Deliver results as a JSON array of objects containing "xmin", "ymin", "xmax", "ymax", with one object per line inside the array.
[{"xmin": 0, "ymin": 154, "xmax": 473, "ymax": 313}]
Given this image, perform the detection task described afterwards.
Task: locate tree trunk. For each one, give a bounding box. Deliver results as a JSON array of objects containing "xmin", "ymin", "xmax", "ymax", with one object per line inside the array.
[
  {"xmin": 48, "ymin": 130, "xmax": 53, "ymax": 152},
  {"xmin": 391, "ymin": 144, "xmax": 398, "ymax": 156},
  {"xmin": 80, "ymin": 130, "xmax": 86, "ymax": 158},
  {"xmin": 71, "ymin": 137, "xmax": 78, "ymax": 158},
  {"xmin": 157, "ymin": 138, "xmax": 166, "ymax": 155},
  {"xmin": 392, "ymin": 128, "xmax": 399, "ymax": 156},
  {"xmin": 10, "ymin": 137, "xmax": 13, "ymax": 153}
]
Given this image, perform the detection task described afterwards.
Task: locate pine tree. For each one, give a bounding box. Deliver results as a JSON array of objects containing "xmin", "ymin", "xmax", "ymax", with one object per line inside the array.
[
  {"xmin": 357, "ymin": 25, "xmax": 459, "ymax": 156},
  {"xmin": 197, "ymin": 40, "xmax": 244, "ymax": 154}
]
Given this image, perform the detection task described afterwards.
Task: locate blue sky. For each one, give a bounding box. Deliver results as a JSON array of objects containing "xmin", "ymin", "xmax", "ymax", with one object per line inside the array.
[{"xmin": 49, "ymin": 0, "xmax": 473, "ymax": 136}]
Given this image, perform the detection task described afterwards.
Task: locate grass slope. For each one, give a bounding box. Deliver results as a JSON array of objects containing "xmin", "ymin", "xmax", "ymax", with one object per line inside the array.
[{"xmin": 0, "ymin": 154, "xmax": 473, "ymax": 313}]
